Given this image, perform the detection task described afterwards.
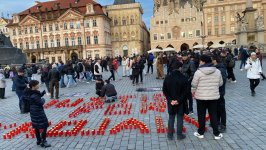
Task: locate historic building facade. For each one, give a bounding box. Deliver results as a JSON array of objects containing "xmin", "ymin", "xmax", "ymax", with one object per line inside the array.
[
  {"xmin": 0, "ymin": 17, "xmax": 11, "ymax": 37},
  {"xmin": 7, "ymin": 0, "xmax": 111, "ymax": 63},
  {"xmin": 106, "ymin": 0, "xmax": 150, "ymax": 57},
  {"xmin": 150, "ymin": 0, "xmax": 266, "ymax": 51}
]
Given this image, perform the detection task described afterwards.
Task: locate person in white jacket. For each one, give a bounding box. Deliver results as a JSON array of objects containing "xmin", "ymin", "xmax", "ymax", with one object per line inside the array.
[
  {"xmin": 122, "ymin": 57, "xmax": 127, "ymax": 77},
  {"xmin": 0, "ymin": 69, "xmax": 6, "ymax": 99},
  {"xmin": 245, "ymin": 52, "xmax": 262, "ymax": 96}
]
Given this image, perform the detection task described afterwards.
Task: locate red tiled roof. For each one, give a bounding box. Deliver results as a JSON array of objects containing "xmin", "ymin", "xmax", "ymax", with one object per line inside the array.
[{"xmin": 9, "ymin": 0, "xmax": 105, "ymax": 24}]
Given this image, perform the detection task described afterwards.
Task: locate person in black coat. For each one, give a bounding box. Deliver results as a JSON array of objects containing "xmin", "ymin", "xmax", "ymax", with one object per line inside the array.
[
  {"xmin": 131, "ymin": 57, "xmax": 140, "ymax": 86},
  {"xmin": 48, "ymin": 64, "xmax": 61, "ymax": 99},
  {"xmin": 163, "ymin": 61, "xmax": 188, "ymax": 140},
  {"xmin": 24, "ymin": 80, "xmax": 51, "ymax": 148},
  {"xmin": 14, "ymin": 68, "xmax": 28, "ymax": 113},
  {"xmin": 212, "ymin": 55, "xmax": 227, "ymax": 133}
]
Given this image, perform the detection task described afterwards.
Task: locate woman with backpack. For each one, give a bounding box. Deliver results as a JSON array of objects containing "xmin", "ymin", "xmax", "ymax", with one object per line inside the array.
[{"xmin": 24, "ymin": 80, "xmax": 51, "ymax": 148}]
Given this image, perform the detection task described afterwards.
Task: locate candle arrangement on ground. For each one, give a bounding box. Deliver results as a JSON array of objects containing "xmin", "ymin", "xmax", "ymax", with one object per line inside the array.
[
  {"xmin": 104, "ymin": 103, "xmax": 132, "ymax": 116},
  {"xmin": 55, "ymin": 99, "xmax": 71, "ymax": 108},
  {"xmin": 44, "ymin": 99, "xmax": 59, "ymax": 109},
  {"xmin": 140, "ymin": 93, "xmax": 166, "ymax": 114},
  {"xmin": 183, "ymin": 114, "xmax": 209, "ymax": 130},
  {"xmin": 109, "ymin": 118, "xmax": 149, "ymax": 135}
]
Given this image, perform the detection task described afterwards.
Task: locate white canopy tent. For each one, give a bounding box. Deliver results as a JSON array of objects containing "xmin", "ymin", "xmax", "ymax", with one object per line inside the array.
[
  {"xmin": 192, "ymin": 44, "xmax": 208, "ymax": 49},
  {"xmin": 147, "ymin": 48, "xmax": 163, "ymax": 53},
  {"xmin": 210, "ymin": 43, "xmax": 225, "ymax": 48},
  {"xmin": 163, "ymin": 47, "xmax": 176, "ymax": 52}
]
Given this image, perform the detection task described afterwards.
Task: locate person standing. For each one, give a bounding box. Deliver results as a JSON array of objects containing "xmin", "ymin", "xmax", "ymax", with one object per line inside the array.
[
  {"xmin": 181, "ymin": 51, "xmax": 196, "ymax": 114},
  {"xmin": 245, "ymin": 52, "xmax": 263, "ymax": 96},
  {"xmin": 10, "ymin": 66, "xmax": 17, "ymax": 91},
  {"xmin": 40, "ymin": 64, "xmax": 50, "ymax": 96},
  {"xmin": 122, "ymin": 57, "xmax": 127, "ymax": 77},
  {"xmin": 156, "ymin": 53, "xmax": 164, "ymax": 79},
  {"xmin": 239, "ymin": 46, "xmax": 249, "ymax": 71},
  {"xmin": 138, "ymin": 56, "xmax": 146, "ymax": 83},
  {"xmin": 66, "ymin": 62, "xmax": 76, "ymax": 88},
  {"xmin": 192, "ymin": 55, "xmax": 223, "ymax": 140},
  {"xmin": 256, "ymin": 48, "xmax": 266, "ymax": 80},
  {"xmin": 163, "ymin": 61, "xmax": 188, "ymax": 140},
  {"xmin": 14, "ymin": 68, "xmax": 28, "ymax": 113},
  {"xmin": 0, "ymin": 69, "xmax": 6, "ymax": 99},
  {"xmin": 131, "ymin": 57, "xmax": 140, "ymax": 86},
  {"xmin": 125, "ymin": 57, "xmax": 132, "ymax": 77},
  {"xmin": 108, "ymin": 58, "xmax": 116, "ymax": 81},
  {"xmin": 31, "ymin": 65, "xmax": 38, "ymax": 80},
  {"xmin": 146, "ymin": 53, "xmax": 154, "ymax": 74},
  {"xmin": 24, "ymin": 80, "xmax": 51, "ymax": 148},
  {"xmin": 48, "ymin": 64, "xmax": 60, "ymax": 99},
  {"xmin": 58, "ymin": 61, "xmax": 66, "ymax": 88},
  {"xmin": 226, "ymin": 50, "xmax": 237, "ymax": 83},
  {"xmin": 212, "ymin": 55, "xmax": 227, "ymax": 133},
  {"xmin": 94, "ymin": 59, "xmax": 103, "ymax": 80}
]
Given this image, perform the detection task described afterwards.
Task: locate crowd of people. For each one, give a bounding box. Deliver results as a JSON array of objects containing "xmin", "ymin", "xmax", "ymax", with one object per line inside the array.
[{"xmin": 0, "ymin": 45, "xmax": 265, "ymax": 146}]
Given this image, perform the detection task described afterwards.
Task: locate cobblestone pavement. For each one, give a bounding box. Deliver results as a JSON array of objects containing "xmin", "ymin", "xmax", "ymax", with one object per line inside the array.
[{"xmin": 1, "ymin": 61, "xmax": 266, "ymax": 150}]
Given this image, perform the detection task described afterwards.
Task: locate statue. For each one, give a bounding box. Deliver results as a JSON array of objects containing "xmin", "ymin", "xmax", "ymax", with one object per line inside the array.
[
  {"xmin": 236, "ymin": 12, "xmax": 245, "ymax": 23},
  {"xmin": 256, "ymin": 15, "xmax": 264, "ymax": 30},
  {"xmin": 246, "ymin": 0, "xmax": 253, "ymax": 9},
  {"xmin": 241, "ymin": 21, "xmax": 248, "ymax": 32}
]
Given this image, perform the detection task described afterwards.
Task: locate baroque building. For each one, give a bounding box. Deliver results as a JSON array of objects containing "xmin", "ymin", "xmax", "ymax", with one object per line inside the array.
[
  {"xmin": 7, "ymin": 0, "xmax": 111, "ymax": 63},
  {"xmin": 150, "ymin": 0, "xmax": 266, "ymax": 51},
  {"xmin": 106, "ymin": 0, "xmax": 150, "ymax": 57},
  {"xmin": 0, "ymin": 17, "xmax": 11, "ymax": 37}
]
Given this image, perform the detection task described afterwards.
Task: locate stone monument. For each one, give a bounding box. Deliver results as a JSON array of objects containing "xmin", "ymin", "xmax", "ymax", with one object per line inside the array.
[
  {"xmin": 235, "ymin": 0, "xmax": 265, "ymax": 49},
  {"xmin": 0, "ymin": 32, "xmax": 26, "ymax": 65}
]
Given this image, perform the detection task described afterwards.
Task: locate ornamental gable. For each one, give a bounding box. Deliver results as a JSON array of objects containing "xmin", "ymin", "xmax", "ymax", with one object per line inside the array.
[{"xmin": 58, "ymin": 9, "xmax": 83, "ymax": 21}]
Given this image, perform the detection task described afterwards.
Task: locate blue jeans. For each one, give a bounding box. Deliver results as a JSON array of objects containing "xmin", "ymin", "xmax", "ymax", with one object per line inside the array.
[
  {"xmin": 60, "ymin": 75, "xmax": 66, "ymax": 87},
  {"xmin": 16, "ymin": 90, "xmax": 24, "ymax": 111},
  {"xmin": 240, "ymin": 59, "xmax": 246, "ymax": 69},
  {"xmin": 85, "ymin": 71, "xmax": 92, "ymax": 82},
  {"xmin": 67, "ymin": 75, "xmax": 75, "ymax": 87},
  {"xmin": 12, "ymin": 81, "xmax": 16, "ymax": 91}
]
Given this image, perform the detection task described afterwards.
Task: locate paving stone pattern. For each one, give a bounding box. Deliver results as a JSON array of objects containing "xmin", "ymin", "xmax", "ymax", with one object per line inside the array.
[{"xmin": 0, "ymin": 61, "xmax": 266, "ymax": 150}]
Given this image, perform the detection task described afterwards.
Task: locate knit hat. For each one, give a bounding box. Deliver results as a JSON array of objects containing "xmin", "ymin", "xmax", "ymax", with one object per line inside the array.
[{"xmin": 251, "ymin": 52, "xmax": 256, "ymax": 56}]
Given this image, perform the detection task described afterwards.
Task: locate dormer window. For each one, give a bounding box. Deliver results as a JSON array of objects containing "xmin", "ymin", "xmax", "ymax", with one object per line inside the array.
[{"xmin": 86, "ymin": 4, "xmax": 94, "ymax": 14}]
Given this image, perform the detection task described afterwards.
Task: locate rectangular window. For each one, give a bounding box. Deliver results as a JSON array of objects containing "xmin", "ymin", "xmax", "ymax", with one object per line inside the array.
[
  {"xmin": 196, "ymin": 30, "xmax": 201, "ymax": 36},
  {"xmin": 230, "ymin": 26, "xmax": 235, "ymax": 33},
  {"xmin": 71, "ymin": 37, "xmax": 75, "ymax": 46},
  {"xmin": 44, "ymin": 40, "xmax": 48, "ymax": 48},
  {"xmin": 55, "ymin": 24, "xmax": 59, "ymax": 31},
  {"xmin": 156, "ymin": 21, "xmax": 159, "ymax": 24},
  {"xmin": 76, "ymin": 21, "xmax": 81, "ymax": 29},
  {"xmin": 65, "ymin": 38, "xmax": 69, "ymax": 46},
  {"xmin": 221, "ymin": 16, "xmax": 225, "ymax": 22},
  {"xmin": 13, "ymin": 29, "xmax": 16, "ymax": 36},
  {"xmin": 64, "ymin": 23, "xmax": 68, "ymax": 30},
  {"xmin": 86, "ymin": 36, "xmax": 91, "ymax": 44},
  {"xmin": 31, "ymin": 41, "xmax": 34, "ymax": 49},
  {"xmin": 36, "ymin": 41, "xmax": 40, "ymax": 49},
  {"xmin": 122, "ymin": 20, "xmax": 126, "ymax": 25},
  {"xmin": 167, "ymin": 33, "xmax": 171, "ymax": 39},
  {"xmin": 78, "ymin": 37, "xmax": 82, "ymax": 45},
  {"xmin": 93, "ymin": 19, "xmax": 97, "ymax": 27},
  {"xmin": 94, "ymin": 36, "xmax": 98, "ymax": 44},
  {"xmin": 52, "ymin": 57, "xmax": 55, "ymax": 63},
  {"xmin": 85, "ymin": 20, "xmax": 90, "ymax": 28},
  {"xmin": 24, "ymin": 28, "xmax": 28, "ymax": 34},
  {"xmin": 188, "ymin": 31, "xmax": 193, "ymax": 37},
  {"xmin": 208, "ymin": 28, "xmax": 212, "ymax": 35},
  {"xmin": 43, "ymin": 25, "xmax": 47, "ymax": 32},
  {"xmin": 58, "ymin": 56, "xmax": 62, "ymax": 62},
  {"xmin": 231, "ymin": 15, "xmax": 235, "ymax": 22},
  {"xmin": 160, "ymin": 34, "xmax": 164, "ymax": 40},
  {"xmin": 18, "ymin": 28, "xmax": 21, "ymax": 35},
  {"xmin": 215, "ymin": 28, "xmax": 219, "ymax": 35},
  {"xmin": 20, "ymin": 43, "xmax": 23, "ymax": 49},
  {"xmin": 50, "ymin": 39, "xmax": 54, "ymax": 47},
  {"xmin": 207, "ymin": 16, "xmax": 212, "ymax": 23},
  {"xmin": 30, "ymin": 27, "xmax": 33, "ymax": 34},
  {"xmin": 26, "ymin": 42, "xmax": 29, "ymax": 49},
  {"xmin": 70, "ymin": 22, "xmax": 74, "ymax": 29},
  {"xmin": 214, "ymin": 16, "xmax": 219, "ymax": 23},
  {"xmin": 35, "ymin": 26, "xmax": 38, "ymax": 33},
  {"xmin": 154, "ymin": 34, "xmax": 158, "ymax": 40},
  {"xmin": 56, "ymin": 39, "xmax": 60, "ymax": 47},
  {"xmin": 221, "ymin": 27, "xmax": 226, "ymax": 34},
  {"xmin": 181, "ymin": 32, "xmax": 185, "ymax": 38}
]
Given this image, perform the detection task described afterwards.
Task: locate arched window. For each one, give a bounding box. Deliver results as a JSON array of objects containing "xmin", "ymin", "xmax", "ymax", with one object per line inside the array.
[{"xmin": 131, "ymin": 15, "xmax": 134, "ymax": 24}]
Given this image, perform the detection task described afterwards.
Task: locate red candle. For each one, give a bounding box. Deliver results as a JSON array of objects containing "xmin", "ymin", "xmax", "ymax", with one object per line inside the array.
[
  {"xmin": 91, "ymin": 129, "xmax": 95, "ymax": 136},
  {"xmin": 14, "ymin": 123, "xmax": 17, "ymax": 127},
  {"xmin": 86, "ymin": 130, "xmax": 90, "ymax": 136},
  {"xmin": 140, "ymin": 128, "xmax": 144, "ymax": 134},
  {"xmin": 109, "ymin": 129, "xmax": 113, "ymax": 135},
  {"xmin": 157, "ymin": 128, "xmax": 160, "ymax": 133},
  {"xmin": 161, "ymin": 128, "xmax": 165, "ymax": 133},
  {"xmin": 145, "ymin": 128, "xmax": 149, "ymax": 134},
  {"xmin": 4, "ymin": 125, "xmax": 7, "ymax": 129},
  {"xmin": 3, "ymin": 134, "xmax": 6, "ymax": 139},
  {"xmin": 7, "ymin": 134, "xmax": 11, "ymax": 139},
  {"xmin": 112, "ymin": 129, "xmax": 116, "ymax": 134},
  {"xmin": 31, "ymin": 134, "xmax": 35, "ymax": 138}
]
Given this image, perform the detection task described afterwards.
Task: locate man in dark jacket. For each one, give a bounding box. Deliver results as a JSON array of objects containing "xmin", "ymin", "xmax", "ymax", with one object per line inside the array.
[
  {"xmin": 48, "ymin": 64, "xmax": 60, "ymax": 99},
  {"xmin": 58, "ymin": 61, "xmax": 66, "ymax": 88},
  {"xmin": 181, "ymin": 51, "xmax": 196, "ymax": 114},
  {"xmin": 101, "ymin": 80, "xmax": 117, "ymax": 103},
  {"xmin": 14, "ymin": 68, "xmax": 28, "ymax": 113},
  {"xmin": 163, "ymin": 60, "xmax": 188, "ymax": 140},
  {"xmin": 146, "ymin": 53, "xmax": 154, "ymax": 74},
  {"xmin": 225, "ymin": 50, "xmax": 236, "ymax": 83},
  {"xmin": 212, "ymin": 55, "xmax": 227, "ymax": 133},
  {"xmin": 138, "ymin": 56, "xmax": 146, "ymax": 83}
]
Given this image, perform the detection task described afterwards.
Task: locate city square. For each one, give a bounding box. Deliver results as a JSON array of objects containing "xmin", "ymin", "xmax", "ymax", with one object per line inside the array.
[{"xmin": 1, "ymin": 0, "xmax": 266, "ymax": 150}]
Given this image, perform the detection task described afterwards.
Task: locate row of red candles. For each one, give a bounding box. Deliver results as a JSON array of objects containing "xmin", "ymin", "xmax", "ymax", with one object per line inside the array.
[
  {"xmin": 104, "ymin": 103, "xmax": 132, "ymax": 116},
  {"xmin": 183, "ymin": 115, "xmax": 210, "ymax": 130},
  {"xmin": 55, "ymin": 99, "xmax": 70, "ymax": 108},
  {"xmin": 44, "ymin": 99, "xmax": 59, "ymax": 109},
  {"xmin": 155, "ymin": 116, "xmax": 187, "ymax": 133},
  {"xmin": 109, "ymin": 118, "xmax": 149, "ymax": 135}
]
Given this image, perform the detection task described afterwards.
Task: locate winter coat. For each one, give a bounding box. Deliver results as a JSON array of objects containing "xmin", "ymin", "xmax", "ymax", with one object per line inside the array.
[
  {"xmin": 66, "ymin": 66, "xmax": 75, "ymax": 76},
  {"xmin": 41, "ymin": 67, "xmax": 49, "ymax": 83},
  {"xmin": 25, "ymin": 89, "xmax": 48, "ymax": 129},
  {"xmin": 101, "ymin": 83, "xmax": 117, "ymax": 97},
  {"xmin": 214, "ymin": 63, "xmax": 227, "ymax": 97},
  {"xmin": 96, "ymin": 81, "xmax": 104, "ymax": 96},
  {"xmin": 94, "ymin": 63, "xmax": 102, "ymax": 75},
  {"xmin": 48, "ymin": 68, "xmax": 60, "ymax": 82},
  {"xmin": 0, "ymin": 73, "xmax": 6, "ymax": 88},
  {"xmin": 192, "ymin": 64, "xmax": 223, "ymax": 100},
  {"xmin": 163, "ymin": 70, "xmax": 189, "ymax": 115},
  {"xmin": 31, "ymin": 65, "xmax": 38, "ymax": 74},
  {"xmin": 245, "ymin": 58, "xmax": 262, "ymax": 79},
  {"xmin": 147, "ymin": 54, "xmax": 154, "ymax": 64},
  {"xmin": 14, "ymin": 75, "xmax": 28, "ymax": 91},
  {"xmin": 131, "ymin": 62, "xmax": 140, "ymax": 76},
  {"xmin": 125, "ymin": 58, "xmax": 132, "ymax": 70},
  {"xmin": 182, "ymin": 59, "xmax": 196, "ymax": 81}
]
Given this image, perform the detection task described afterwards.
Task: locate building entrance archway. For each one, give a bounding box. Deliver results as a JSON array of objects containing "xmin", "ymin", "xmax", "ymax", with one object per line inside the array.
[
  {"xmin": 122, "ymin": 45, "xmax": 128, "ymax": 57},
  {"xmin": 180, "ymin": 43, "xmax": 189, "ymax": 51},
  {"xmin": 71, "ymin": 52, "xmax": 78, "ymax": 62},
  {"xmin": 31, "ymin": 55, "xmax": 37, "ymax": 63}
]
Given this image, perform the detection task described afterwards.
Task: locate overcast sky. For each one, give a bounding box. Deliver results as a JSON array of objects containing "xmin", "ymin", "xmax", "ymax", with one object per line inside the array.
[{"xmin": 0, "ymin": 0, "xmax": 153, "ymax": 28}]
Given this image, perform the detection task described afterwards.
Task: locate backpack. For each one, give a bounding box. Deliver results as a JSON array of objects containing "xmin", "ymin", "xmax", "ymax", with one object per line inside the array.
[
  {"xmin": 21, "ymin": 94, "xmax": 30, "ymax": 113},
  {"xmin": 228, "ymin": 58, "xmax": 235, "ymax": 68}
]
